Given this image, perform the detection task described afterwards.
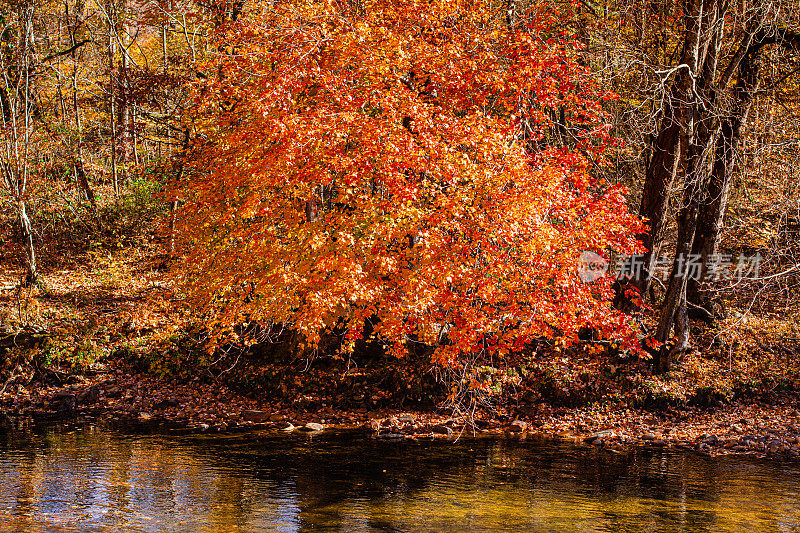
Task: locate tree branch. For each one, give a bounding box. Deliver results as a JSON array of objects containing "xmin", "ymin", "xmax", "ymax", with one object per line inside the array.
[{"xmin": 41, "ymin": 39, "xmax": 92, "ymax": 62}]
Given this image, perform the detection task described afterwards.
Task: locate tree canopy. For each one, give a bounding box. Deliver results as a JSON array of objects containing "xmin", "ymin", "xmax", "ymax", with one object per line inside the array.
[{"xmin": 174, "ymin": 0, "xmax": 643, "ymax": 364}]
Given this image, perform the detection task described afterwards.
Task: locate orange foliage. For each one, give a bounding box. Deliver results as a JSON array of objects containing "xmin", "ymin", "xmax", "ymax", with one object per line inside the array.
[{"xmin": 174, "ymin": 0, "xmax": 644, "ymax": 365}]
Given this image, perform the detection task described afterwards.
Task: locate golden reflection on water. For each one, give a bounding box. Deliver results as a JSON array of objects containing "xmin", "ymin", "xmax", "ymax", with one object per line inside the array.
[{"xmin": 0, "ymin": 426, "xmax": 798, "ymax": 532}]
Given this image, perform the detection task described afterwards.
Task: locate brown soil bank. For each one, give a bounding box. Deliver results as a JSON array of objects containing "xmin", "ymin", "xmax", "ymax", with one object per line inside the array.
[{"xmin": 2, "ymin": 361, "xmax": 798, "ymax": 461}]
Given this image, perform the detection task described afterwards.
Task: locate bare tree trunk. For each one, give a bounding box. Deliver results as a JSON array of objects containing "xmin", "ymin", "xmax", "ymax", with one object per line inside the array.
[
  {"xmin": 637, "ymin": 112, "xmax": 680, "ymax": 286},
  {"xmin": 636, "ymin": 0, "xmax": 706, "ymax": 296},
  {"xmin": 654, "ymin": 154, "xmax": 703, "ymax": 371},
  {"xmin": 109, "ymin": 23, "xmax": 118, "ymax": 196},
  {"xmin": 68, "ymin": 1, "xmax": 101, "ymax": 228},
  {"xmin": 651, "ymin": 0, "xmax": 721, "ymax": 372},
  {"xmin": 654, "ymin": 104, "xmax": 711, "ymax": 370},
  {"xmin": 132, "ymin": 106, "xmax": 139, "ymax": 165},
  {"xmin": 688, "ymin": 46, "xmax": 763, "ymax": 310},
  {"xmin": 120, "ymin": 25, "xmax": 129, "ymax": 184},
  {"xmin": 17, "ymin": 200, "xmax": 37, "ymax": 286},
  {"xmin": 0, "ymin": 3, "xmax": 38, "ymax": 287}
]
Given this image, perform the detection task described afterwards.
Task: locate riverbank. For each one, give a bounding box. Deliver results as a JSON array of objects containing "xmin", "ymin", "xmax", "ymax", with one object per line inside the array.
[
  {"xmin": 2, "ymin": 365, "xmax": 799, "ymax": 461},
  {"xmin": 2, "ymin": 239, "xmax": 800, "ymax": 462}
]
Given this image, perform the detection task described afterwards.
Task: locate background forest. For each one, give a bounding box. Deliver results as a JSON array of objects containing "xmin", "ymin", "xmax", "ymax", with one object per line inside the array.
[{"xmin": 0, "ymin": 0, "xmax": 798, "ymax": 418}]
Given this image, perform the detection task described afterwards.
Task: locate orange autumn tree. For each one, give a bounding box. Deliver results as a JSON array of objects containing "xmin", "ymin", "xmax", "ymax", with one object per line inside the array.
[{"xmin": 175, "ymin": 0, "xmax": 644, "ymax": 368}]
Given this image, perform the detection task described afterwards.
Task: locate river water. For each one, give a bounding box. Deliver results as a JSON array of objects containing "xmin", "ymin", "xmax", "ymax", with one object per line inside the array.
[{"xmin": 0, "ymin": 424, "xmax": 798, "ymax": 532}]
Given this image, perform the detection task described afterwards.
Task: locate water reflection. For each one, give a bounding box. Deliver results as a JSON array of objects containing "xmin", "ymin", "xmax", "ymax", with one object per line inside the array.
[{"xmin": 0, "ymin": 425, "xmax": 798, "ymax": 532}]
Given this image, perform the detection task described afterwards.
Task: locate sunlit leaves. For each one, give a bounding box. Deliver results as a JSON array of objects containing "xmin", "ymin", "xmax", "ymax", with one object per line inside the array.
[{"xmin": 175, "ymin": 0, "xmax": 644, "ymax": 365}]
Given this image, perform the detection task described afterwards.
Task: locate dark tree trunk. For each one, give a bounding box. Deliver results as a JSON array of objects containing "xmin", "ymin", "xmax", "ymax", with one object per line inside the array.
[
  {"xmin": 638, "ymin": 108, "xmax": 681, "ymax": 281},
  {"xmin": 687, "ymin": 47, "xmax": 763, "ymax": 310},
  {"xmin": 636, "ymin": 0, "xmax": 705, "ymax": 297},
  {"xmin": 652, "ymin": 0, "xmax": 722, "ymax": 372},
  {"xmin": 75, "ymin": 159, "xmax": 102, "ymax": 228},
  {"xmin": 654, "ymin": 143, "xmax": 704, "ymax": 371}
]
